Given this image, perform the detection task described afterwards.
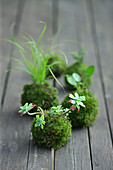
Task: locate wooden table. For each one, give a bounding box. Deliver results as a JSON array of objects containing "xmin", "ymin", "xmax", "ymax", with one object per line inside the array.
[{"xmin": 0, "ymin": 0, "xmax": 113, "ymax": 169}]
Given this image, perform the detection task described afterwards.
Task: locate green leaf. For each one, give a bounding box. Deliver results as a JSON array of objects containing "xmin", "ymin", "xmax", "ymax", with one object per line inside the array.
[
  {"xmin": 69, "ymin": 94, "xmax": 76, "ymax": 99},
  {"xmin": 36, "ymin": 21, "xmax": 46, "ymax": 47},
  {"xmin": 72, "ymin": 73, "xmax": 81, "ymax": 82},
  {"xmin": 79, "ymin": 96, "xmax": 85, "ymax": 101},
  {"xmin": 74, "ymin": 92, "xmax": 79, "ymax": 99},
  {"xmin": 69, "ymin": 92, "xmax": 86, "ymax": 110},
  {"xmin": 70, "ymin": 100, "xmax": 76, "ymax": 104},
  {"xmin": 66, "ymin": 75, "xmax": 77, "ymax": 86},
  {"xmin": 35, "ymin": 115, "xmax": 45, "ymax": 129},
  {"xmin": 19, "ymin": 103, "xmax": 33, "ymax": 114},
  {"xmin": 48, "ymin": 67, "xmax": 66, "ymax": 92},
  {"xmin": 71, "ymin": 47, "xmax": 85, "ymax": 63},
  {"xmin": 85, "ymin": 65, "xmax": 95, "ymax": 77}
]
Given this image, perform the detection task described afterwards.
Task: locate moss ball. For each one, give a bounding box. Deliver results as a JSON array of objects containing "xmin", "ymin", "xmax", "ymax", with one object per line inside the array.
[
  {"xmin": 31, "ymin": 113, "xmax": 72, "ymax": 150},
  {"xmin": 64, "ymin": 62, "xmax": 91, "ymax": 89},
  {"xmin": 62, "ymin": 89, "xmax": 98, "ymax": 128},
  {"xmin": 21, "ymin": 81, "xmax": 59, "ymax": 110},
  {"xmin": 47, "ymin": 54, "xmax": 67, "ymax": 78}
]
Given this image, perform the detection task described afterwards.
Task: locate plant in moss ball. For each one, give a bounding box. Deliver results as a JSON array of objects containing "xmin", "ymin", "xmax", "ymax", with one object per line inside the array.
[
  {"xmin": 64, "ymin": 47, "xmax": 92, "ymax": 89},
  {"xmin": 44, "ymin": 26, "xmax": 68, "ymax": 78},
  {"xmin": 4, "ymin": 22, "xmax": 60, "ymax": 110},
  {"xmin": 62, "ymin": 65, "xmax": 99, "ymax": 128},
  {"xmin": 19, "ymin": 103, "xmax": 72, "ymax": 150},
  {"xmin": 46, "ymin": 54, "xmax": 67, "ymax": 78},
  {"xmin": 66, "ymin": 65, "xmax": 95, "ymax": 90},
  {"xmin": 69, "ymin": 92, "xmax": 85, "ymax": 111}
]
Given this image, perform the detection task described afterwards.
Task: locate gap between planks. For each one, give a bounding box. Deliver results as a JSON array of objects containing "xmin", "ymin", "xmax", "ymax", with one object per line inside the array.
[
  {"xmin": 1, "ymin": 0, "xmax": 26, "ymax": 111},
  {"xmin": 85, "ymin": 0, "xmax": 113, "ymax": 146}
]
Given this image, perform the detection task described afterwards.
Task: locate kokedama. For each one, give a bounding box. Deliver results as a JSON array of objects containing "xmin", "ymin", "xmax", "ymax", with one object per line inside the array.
[
  {"xmin": 46, "ymin": 54, "xmax": 67, "ymax": 78},
  {"xmin": 62, "ymin": 88, "xmax": 98, "ymax": 128},
  {"xmin": 62, "ymin": 65, "xmax": 98, "ymax": 127},
  {"xmin": 5, "ymin": 22, "xmax": 59, "ymax": 110},
  {"xmin": 19, "ymin": 104, "xmax": 72, "ymax": 150},
  {"xmin": 21, "ymin": 81, "xmax": 59, "ymax": 110},
  {"xmin": 64, "ymin": 48, "xmax": 92, "ymax": 89}
]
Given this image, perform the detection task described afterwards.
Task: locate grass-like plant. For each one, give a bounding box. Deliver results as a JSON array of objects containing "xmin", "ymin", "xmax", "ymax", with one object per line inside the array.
[
  {"xmin": 2, "ymin": 22, "xmax": 64, "ymax": 109},
  {"xmin": 4, "ymin": 22, "xmax": 53, "ymax": 85}
]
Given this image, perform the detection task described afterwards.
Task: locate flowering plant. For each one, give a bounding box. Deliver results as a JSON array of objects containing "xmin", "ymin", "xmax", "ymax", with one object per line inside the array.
[
  {"xmin": 19, "ymin": 103, "xmax": 36, "ymax": 116},
  {"xmin": 19, "ymin": 103, "xmax": 45, "ymax": 129},
  {"xmin": 69, "ymin": 92, "xmax": 85, "ymax": 111},
  {"xmin": 19, "ymin": 103, "xmax": 71, "ymax": 129},
  {"xmin": 47, "ymin": 105, "xmax": 70, "ymax": 116}
]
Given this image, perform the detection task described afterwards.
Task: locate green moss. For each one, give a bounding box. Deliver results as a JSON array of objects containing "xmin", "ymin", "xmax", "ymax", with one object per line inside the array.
[
  {"xmin": 62, "ymin": 89, "xmax": 98, "ymax": 128},
  {"xmin": 47, "ymin": 54, "xmax": 67, "ymax": 78},
  {"xmin": 64, "ymin": 62, "xmax": 91, "ymax": 89},
  {"xmin": 21, "ymin": 81, "xmax": 59, "ymax": 110},
  {"xmin": 31, "ymin": 113, "xmax": 72, "ymax": 150}
]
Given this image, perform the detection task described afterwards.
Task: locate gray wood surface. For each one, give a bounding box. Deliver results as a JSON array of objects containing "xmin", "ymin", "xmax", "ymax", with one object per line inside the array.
[
  {"xmin": 0, "ymin": 0, "xmax": 17, "ymax": 107},
  {"xmin": 55, "ymin": 1, "xmax": 92, "ymax": 170},
  {"xmin": 20, "ymin": 0, "xmax": 53, "ymax": 169},
  {"xmin": 0, "ymin": 0, "xmax": 31, "ymax": 169},
  {"xmin": 0, "ymin": 3, "xmax": 2, "ymax": 105},
  {"xmin": 0, "ymin": 0, "xmax": 113, "ymax": 169},
  {"xmin": 91, "ymin": 0, "xmax": 113, "ymax": 142},
  {"xmin": 80, "ymin": 0, "xmax": 113, "ymax": 169}
]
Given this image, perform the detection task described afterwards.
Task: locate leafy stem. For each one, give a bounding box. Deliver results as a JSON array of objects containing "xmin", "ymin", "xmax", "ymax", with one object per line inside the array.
[
  {"xmin": 19, "ymin": 103, "xmax": 45, "ymax": 129},
  {"xmin": 19, "ymin": 103, "xmax": 71, "ymax": 129},
  {"xmin": 66, "ymin": 65, "xmax": 95, "ymax": 90}
]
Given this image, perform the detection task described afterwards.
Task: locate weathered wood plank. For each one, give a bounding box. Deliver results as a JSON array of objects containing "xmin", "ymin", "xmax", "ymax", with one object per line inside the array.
[
  {"xmin": 27, "ymin": 141, "xmax": 51, "ymax": 170},
  {"xmin": 91, "ymin": 0, "xmax": 113, "ymax": 141},
  {"xmin": 80, "ymin": 0, "xmax": 113, "ymax": 169},
  {"xmin": 0, "ymin": 63, "xmax": 32, "ymax": 170},
  {"xmin": 0, "ymin": 0, "xmax": 32, "ymax": 169},
  {"xmin": 0, "ymin": 4, "xmax": 2, "ymax": 105},
  {"xmin": 55, "ymin": 1, "xmax": 92, "ymax": 169},
  {"xmin": 0, "ymin": 0, "xmax": 26, "ymax": 108},
  {"xmin": 0, "ymin": 0, "xmax": 18, "ymax": 106},
  {"xmin": 20, "ymin": 0, "xmax": 53, "ymax": 169}
]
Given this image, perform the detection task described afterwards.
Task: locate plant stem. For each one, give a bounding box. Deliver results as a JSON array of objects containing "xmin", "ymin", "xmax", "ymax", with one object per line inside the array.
[
  {"xmin": 51, "ymin": 148, "xmax": 55, "ymax": 170},
  {"xmin": 27, "ymin": 112, "xmax": 41, "ymax": 116},
  {"xmin": 27, "ymin": 107, "xmax": 44, "ymax": 116},
  {"xmin": 61, "ymin": 108, "xmax": 71, "ymax": 117},
  {"xmin": 53, "ymin": 79, "xmax": 56, "ymax": 87}
]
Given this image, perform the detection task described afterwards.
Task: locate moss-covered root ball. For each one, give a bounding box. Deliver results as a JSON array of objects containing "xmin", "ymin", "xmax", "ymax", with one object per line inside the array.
[
  {"xmin": 31, "ymin": 114, "xmax": 72, "ymax": 150},
  {"xmin": 62, "ymin": 89, "xmax": 98, "ymax": 128},
  {"xmin": 21, "ymin": 81, "xmax": 59, "ymax": 110},
  {"xmin": 64, "ymin": 62, "xmax": 92, "ymax": 89},
  {"xmin": 47, "ymin": 54, "xmax": 67, "ymax": 78}
]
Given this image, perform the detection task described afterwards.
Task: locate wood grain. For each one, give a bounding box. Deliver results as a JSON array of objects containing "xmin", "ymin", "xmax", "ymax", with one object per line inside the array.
[
  {"xmin": 0, "ymin": 0, "xmax": 113, "ymax": 169},
  {"xmin": 21, "ymin": 0, "xmax": 53, "ymax": 169},
  {"xmin": 0, "ymin": 0, "xmax": 31, "ymax": 169},
  {"xmin": 55, "ymin": 1, "xmax": 92, "ymax": 170},
  {"xmin": 91, "ymin": 0, "xmax": 113, "ymax": 141},
  {"xmin": 0, "ymin": 0, "xmax": 17, "ymax": 106},
  {"xmin": 80, "ymin": 0, "xmax": 113, "ymax": 169}
]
